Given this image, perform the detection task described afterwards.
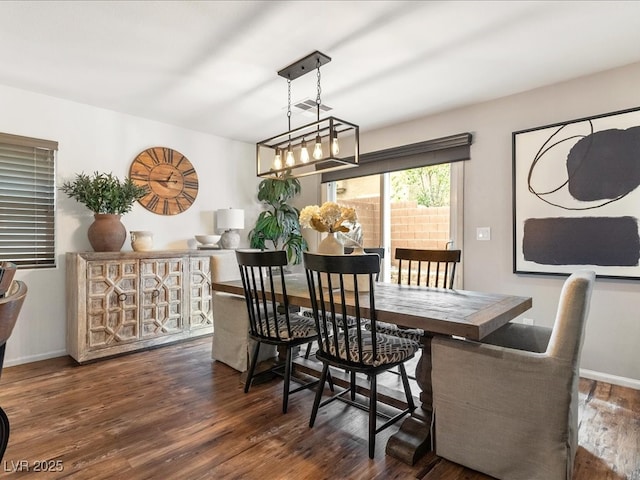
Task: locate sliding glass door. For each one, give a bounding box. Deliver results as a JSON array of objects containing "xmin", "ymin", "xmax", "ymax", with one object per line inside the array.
[{"xmin": 327, "ymin": 162, "xmax": 463, "ymax": 285}]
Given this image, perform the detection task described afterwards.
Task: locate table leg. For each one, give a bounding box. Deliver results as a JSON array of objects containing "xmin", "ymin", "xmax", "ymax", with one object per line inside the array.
[{"xmin": 385, "ymin": 334, "xmax": 433, "ymax": 465}]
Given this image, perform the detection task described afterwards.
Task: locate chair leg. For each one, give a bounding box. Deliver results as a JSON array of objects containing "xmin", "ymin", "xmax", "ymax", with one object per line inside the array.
[
  {"xmin": 244, "ymin": 341, "xmax": 261, "ymax": 394},
  {"xmin": 327, "ymin": 369, "xmax": 335, "ymax": 392},
  {"xmin": 350, "ymin": 371, "xmax": 357, "ymax": 400},
  {"xmin": 304, "ymin": 341, "xmax": 313, "ymax": 359},
  {"xmin": 368, "ymin": 375, "xmax": 377, "ymax": 459},
  {"xmin": 398, "ymin": 363, "xmax": 415, "ymax": 411},
  {"xmin": 0, "ymin": 407, "xmax": 8, "ymax": 462},
  {"xmin": 282, "ymin": 346, "xmax": 293, "ymax": 414},
  {"xmin": 309, "ymin": 363, "xmax": 329, "ymax": 428}
]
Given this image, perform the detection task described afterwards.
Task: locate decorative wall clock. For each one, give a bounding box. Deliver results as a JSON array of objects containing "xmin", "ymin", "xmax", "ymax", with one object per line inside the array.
[{"xmin": 129, "ymin": 147, "xmax": 199, "ymax": 215}]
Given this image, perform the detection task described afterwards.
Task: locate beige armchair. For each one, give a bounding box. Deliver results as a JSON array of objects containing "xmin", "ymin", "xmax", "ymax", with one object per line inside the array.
[
  {"xmin": 431, "ymin": 270, "xmax": 595, "ymax": 480},
  {"xmin": 0, "ymin": 279, "xmax": 28, "ymax": 461},
  {"xmin": 210, "ymin": 252, "xmax": 276, "ymax": 372}
]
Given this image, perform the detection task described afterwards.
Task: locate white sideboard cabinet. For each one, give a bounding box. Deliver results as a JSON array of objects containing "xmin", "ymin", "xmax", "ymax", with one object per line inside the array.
[{"xmin": 66, "ymin": 250, "xmax": 222, "ymax": 363}]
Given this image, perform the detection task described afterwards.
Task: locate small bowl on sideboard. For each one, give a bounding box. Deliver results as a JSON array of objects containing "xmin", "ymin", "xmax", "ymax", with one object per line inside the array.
[{"xmin": 195, "ymin": 234, "xmax": 221, "ymax": 247}]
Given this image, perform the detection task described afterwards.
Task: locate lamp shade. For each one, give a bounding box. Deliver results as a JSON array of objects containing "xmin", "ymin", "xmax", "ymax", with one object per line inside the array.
[{"xmin": 217, "ymin": 208, "xmax": 244, "ymax": 230}]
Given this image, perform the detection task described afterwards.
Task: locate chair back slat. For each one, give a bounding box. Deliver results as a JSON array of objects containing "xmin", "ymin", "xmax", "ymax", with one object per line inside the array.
[
  {"xmin": 236, "ymin": 250, "xmax": 291, "ymax": 342},
  {"xmin": 343, "ymin": 247, "xmax": 385, "ymax": 281},
  {"xmin": 304, "ymin": 253, "xmax": 379, "ymax": 367},
  {"xmin": 395, "ymin": 248, "xmax": 461, "ymax": 289}
]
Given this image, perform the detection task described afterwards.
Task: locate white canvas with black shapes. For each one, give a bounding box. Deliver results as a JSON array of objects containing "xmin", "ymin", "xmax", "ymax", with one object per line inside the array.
[{"xmin": 513, "ymin": 106, "xmax": 640, "ymax": 279}]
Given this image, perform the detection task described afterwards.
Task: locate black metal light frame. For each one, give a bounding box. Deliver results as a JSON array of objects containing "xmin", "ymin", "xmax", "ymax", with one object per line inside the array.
[{"xmin": 256, "ymin": 51, "xmax": 359, "ymax": 179}]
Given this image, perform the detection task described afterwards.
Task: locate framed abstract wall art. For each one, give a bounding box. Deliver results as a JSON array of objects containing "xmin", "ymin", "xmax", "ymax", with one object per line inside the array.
[{"xmin": 513, "ymin": 106, "xmax": 640, "ymax": 279}]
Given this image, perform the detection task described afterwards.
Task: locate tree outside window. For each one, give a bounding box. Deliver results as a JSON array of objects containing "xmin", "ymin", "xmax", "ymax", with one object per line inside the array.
[{"xmin": 390, "ymin": 163, "xmax": 450, "ymax": 207}]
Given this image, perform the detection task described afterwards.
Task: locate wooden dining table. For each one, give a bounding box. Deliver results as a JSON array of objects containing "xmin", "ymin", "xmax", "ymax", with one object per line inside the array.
[{"xmin": 212, "ymin": 273, "xmax": 532, "ymax": 465}]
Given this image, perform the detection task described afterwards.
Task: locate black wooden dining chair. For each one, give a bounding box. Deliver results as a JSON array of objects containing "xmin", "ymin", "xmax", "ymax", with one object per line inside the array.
[
  {"xmin": 378, "ymin": 248, "xmax": 462, "ymax": 341},
  {"xmin": 0, "ymin": 279, "xmax": 28, "ymax": 462},
  {"xmin": 236, "ymin": 250, "xmax": 321, "ymax": 414},
  {"xmin": 303, "ymin": 247, "xmax": 384, "ymax": 359},
  {"xmin": 396, "ymin": 248, "xmax": 461, "ymax": 288},
  {"xmin": 303, "ymin": 252, "xmax": 419, "ymax": 459},
  {"xmin": 374, "ymin": 248, "xmax": 462, "ymax": 383}
]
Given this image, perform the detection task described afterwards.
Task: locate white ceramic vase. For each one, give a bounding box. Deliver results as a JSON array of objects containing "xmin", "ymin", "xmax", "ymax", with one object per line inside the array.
[
  {"xmin": 130, "ymin": 231, "xmax": 153, "ymax": 251},
  {"xmin": 317, "ymin": 232, "xmax": 344, "ymax": 255}
]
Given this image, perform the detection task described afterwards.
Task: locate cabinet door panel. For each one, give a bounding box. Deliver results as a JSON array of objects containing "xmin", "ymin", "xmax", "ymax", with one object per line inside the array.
[
  {"xmin": 86, "ymin": 260, "xmax": 139, "ymax": 349},
  {"xmin": 189, "ymin": 256, "xmax": 213, "ymax": 330},
  {"xmin": 140, "ymin": 258, "xmax": 184, "ymax": 338}
]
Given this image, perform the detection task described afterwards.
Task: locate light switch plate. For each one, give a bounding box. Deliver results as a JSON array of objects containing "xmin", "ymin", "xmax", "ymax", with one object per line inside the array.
[{"xmin": 476, "ymin": 227, "xmax": 491, "ymax": 241}]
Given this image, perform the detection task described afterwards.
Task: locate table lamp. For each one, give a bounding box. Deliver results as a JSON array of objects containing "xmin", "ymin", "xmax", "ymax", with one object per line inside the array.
[{"xmin": 217, "ymin": 208, "xmax": 244, "ymax": 249}]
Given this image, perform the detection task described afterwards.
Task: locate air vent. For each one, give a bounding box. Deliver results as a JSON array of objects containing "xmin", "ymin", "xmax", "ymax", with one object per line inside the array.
[{"xmin": 294, "ymin": 99, "xmax": 332, "ymax": 112}]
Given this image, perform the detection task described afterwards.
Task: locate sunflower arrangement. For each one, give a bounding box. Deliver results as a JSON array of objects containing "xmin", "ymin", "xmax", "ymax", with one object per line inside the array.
[{"xmin": 299, "ymin": 202, "xmax": 357, "ymax": 233}]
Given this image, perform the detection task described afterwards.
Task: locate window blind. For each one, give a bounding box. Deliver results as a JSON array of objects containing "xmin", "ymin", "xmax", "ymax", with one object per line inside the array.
[
  {"xmin": 0, "ymin": 132, "xmax": 58, "ymax": 269},
  {"xmin": 321, "ymin": 132, "xmax": 473, "ymax": 183}
]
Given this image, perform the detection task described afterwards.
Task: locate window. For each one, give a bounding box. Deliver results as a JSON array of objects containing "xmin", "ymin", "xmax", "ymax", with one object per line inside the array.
[
  {"xmin": 331, "ymin": 164, "xmax": 462, "ymax": 284},
  {"xmin": 0, "ymin": 132, "xmax": 58, "ymax": 269},
  {"xmin": 323, "ymin": 133, "xmax": 471, "ymax": 285}
]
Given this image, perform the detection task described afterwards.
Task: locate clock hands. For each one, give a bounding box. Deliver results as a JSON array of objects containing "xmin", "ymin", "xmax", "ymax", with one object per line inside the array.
[{"xmin": 153, "ymin": 172, "xmax": 179, "ymax": 186}]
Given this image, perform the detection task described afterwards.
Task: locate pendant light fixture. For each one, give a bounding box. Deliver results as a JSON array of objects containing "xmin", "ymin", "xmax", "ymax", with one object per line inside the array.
[{"xmin": 256, "ymin": 51, "xmax": 359, "ymax": 179}]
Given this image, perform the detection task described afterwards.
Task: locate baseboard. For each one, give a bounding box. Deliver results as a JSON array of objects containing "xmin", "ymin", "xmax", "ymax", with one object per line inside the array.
[
  {"xmin": 4, "ymin": 349, "xmax": 68, "ymax": 368},
  {"xmin": 580, "ymin": 368, "xmax": 640, "ymax": 390}
]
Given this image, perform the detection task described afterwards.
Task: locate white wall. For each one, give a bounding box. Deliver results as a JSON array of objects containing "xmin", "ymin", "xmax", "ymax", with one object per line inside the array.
[
  {"xmin": 298, "ymin": 62, "xmax": 640, "ymax": 384},
  {"xmin": 3, "ymin": 60, "xmax": 639, "ymax": 384},
  {"xmin": 0, "ymin": 84, "xmax": 262, "ymax": 366}
]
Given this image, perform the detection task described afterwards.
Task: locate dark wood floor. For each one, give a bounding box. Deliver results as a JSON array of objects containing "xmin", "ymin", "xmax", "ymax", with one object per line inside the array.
[{"xmin": 0, "ymin": 337, "xmax": 637, "ymax": 479}]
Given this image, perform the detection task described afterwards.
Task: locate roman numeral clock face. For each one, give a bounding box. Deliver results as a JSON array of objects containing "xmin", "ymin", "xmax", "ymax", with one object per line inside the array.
[{"xmin": 129, "ymin": 147, "xmax": 199, "ymax": 215}]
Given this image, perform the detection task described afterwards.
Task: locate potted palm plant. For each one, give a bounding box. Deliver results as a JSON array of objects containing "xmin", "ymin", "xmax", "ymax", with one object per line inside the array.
[
  {"xmin": 61, "ymin": 171, "xmax": 148, "ymax": 252},
  {"xmin": 248, "ymin": 175, "xmax": 307, "ymax": 264}
]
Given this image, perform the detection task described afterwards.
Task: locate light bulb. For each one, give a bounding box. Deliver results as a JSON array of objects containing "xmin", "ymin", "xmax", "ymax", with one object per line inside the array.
[
  {"xmin": 285, "ymin": 146, "xmax": 295, "ymax": 167},
  {"xmin": 273, "ymin": 149, "xmax": 282, "ymax": 170},
  {"xmin": 331, "ymin": 131, "xmax": 340, "ymax": 156},
  {"xmin": 300, "ymin": 139, "xmax": 310, "ymax": 163},
  {"xmin": 313, "ymin": 134, "xmax": 323, "ymax": 160}
]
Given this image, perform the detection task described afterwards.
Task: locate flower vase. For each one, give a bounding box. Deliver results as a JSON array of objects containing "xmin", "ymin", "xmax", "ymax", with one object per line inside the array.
[
  {"xmin": 87, "ymin": 214, "xmax": 127, "ymax": 252},
  {"xmin": 317, "ymin": 232, "xmax": 343, "ymax": 287},
  {"xmin": 317, "ymin": 232, "xmax": 344, "ymax": 255}
]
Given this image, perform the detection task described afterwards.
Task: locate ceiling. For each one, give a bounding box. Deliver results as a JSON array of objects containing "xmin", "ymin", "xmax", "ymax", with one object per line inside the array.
[{"xmin": 2, "ymin": 1, "xmax": 640, "ymax": 144}]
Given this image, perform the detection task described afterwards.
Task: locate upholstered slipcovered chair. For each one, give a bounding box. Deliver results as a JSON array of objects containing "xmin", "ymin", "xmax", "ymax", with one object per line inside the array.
[
  {"xmin": 431, "ymin": 270, "xmax": 595, "ymax": 480},
  {"xmin": 0, "ymin": 278, "xmax": 28, "ymax": 461},
  {"xmin": 210, "ymin": 252, "xmax": 276, "ymax": 372}
]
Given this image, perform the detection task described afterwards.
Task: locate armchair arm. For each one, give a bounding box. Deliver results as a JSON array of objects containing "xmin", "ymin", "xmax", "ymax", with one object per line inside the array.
[
  {"xmin": 432, "ymin": 335, "xmax": 572, "ymax": 421},
  {"xmin": 480, "ymin": 322, "xmax": 552, "ymax": 353}
]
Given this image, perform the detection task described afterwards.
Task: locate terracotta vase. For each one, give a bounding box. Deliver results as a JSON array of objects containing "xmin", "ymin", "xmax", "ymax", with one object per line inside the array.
[
  {"xmin": 87, "ymin": 214, "xmax": 126, "ymax": 252},
  {"xmin": 317, "ymin": 232, "xmax": 344, "ymax": 255}
]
